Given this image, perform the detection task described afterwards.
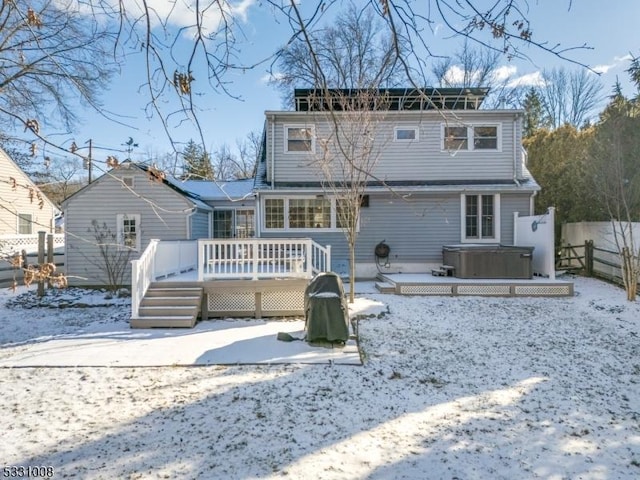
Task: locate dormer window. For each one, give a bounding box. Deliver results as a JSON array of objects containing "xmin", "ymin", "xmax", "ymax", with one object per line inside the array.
[{"xmin": 285, "ymin": 125, "xmax": 315, "ymax": 153}]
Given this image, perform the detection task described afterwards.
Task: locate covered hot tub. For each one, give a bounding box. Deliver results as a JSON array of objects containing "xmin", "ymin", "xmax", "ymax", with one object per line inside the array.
[{"xmin": 443, "ymin": 244, "xmax": 535, "ymax": 279}]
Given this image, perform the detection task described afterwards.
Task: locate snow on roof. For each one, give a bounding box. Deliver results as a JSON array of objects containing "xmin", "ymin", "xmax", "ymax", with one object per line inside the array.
[{"xmin": 165, "ymin": 177, "xmax": 255, "ymax": 201}]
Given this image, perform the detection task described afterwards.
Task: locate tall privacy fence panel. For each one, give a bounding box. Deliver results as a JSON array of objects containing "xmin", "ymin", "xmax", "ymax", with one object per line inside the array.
[{"xmin": 559, "ymin": 222, "xmax": 640, "ymax": 287}]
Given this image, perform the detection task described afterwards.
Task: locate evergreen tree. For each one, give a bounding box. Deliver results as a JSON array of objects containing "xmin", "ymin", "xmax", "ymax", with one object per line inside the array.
[
  {"xmin": 522, "ymin": 87, "xmax": 547, "ymax": 138},
  {"xmin": 181, "ymin": 140, "xmax": 214, "ymax": 180}
]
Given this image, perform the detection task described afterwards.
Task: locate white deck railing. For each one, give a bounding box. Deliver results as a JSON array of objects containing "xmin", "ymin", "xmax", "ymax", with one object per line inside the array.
[
  {"xmin": 131, "ymin": 239, "xmax": 158, "ymax": 319},
  {"xmin": 198, "ymin": 238, "xmax": 331, "ymax": 281}
]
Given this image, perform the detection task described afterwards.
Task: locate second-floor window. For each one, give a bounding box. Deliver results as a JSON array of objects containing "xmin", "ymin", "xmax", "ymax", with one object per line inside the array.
[
  {"xmin": 394, "ymin": 127, "xmax": 419, "ymax": 142},
  {"xmin": 285, "ymin": 126, "xmax": 315, "ymax": 153},
  {"xmin": 443, "ymin": 124, "xmax": 500, "ymax": 151}
]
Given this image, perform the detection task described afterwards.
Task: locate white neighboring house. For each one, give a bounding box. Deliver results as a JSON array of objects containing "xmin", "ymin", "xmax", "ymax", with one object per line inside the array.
[{"xmin": 0, "ymin": 146, "xmax": 59, "ymax": 254}]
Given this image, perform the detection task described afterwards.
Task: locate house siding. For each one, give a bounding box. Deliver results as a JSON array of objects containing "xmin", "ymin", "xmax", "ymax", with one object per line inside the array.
[
  {"xmin": 64, "ymin": 166, "xmax": 195, "ymax": 287},
  {"xmin": 265, "ymin": 110, "xmax": 523, "ymax": 185},
  {"xmin": 258, "ymin": 191, "xmax": 533, "ymax": 274},
  {"xmin": 190, "ymin": 210, "xmax": 210, "ymax": 238},
  {"xmin": 0, "ymin": 148, "xmax": 57, "ymax": 236}
]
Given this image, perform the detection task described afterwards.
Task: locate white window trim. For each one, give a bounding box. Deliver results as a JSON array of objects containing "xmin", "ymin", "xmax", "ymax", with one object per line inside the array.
[
  {"xmin": 212, "ymin": 207, "xmax": 256, "ymax": 238},
  {"xmin": 17, "ymin": 213, "xmax": 33, "ymax": 235},
  {"xmin": 261, "ymin": 196, "xmax": 359, "ymax": 233},
  {"xmin": 460, "ymin": 193, "xmax": 501, "ymax": 244},
  {"xmin": 442, "ymin": 123, "xmax": 502, "ymax": 152},
  {"xmin": 284, "ymin": 124, "xmax": 316, "ymax": 154},
  {"xmin": 394, "ymin": 126, "xmax": 419, "ymax": 142},
  {"xmin": 116, "ymin": 213, "xmax": 141, "ymax": 252}
]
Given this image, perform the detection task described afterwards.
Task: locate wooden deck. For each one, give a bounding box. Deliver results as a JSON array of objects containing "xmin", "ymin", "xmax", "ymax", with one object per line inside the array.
[{"xmin": 375, "ymin": 273, "xmax": 574, "ymax": 297}]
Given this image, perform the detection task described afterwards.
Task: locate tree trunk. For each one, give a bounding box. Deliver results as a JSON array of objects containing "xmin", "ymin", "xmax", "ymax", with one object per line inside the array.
[{"xmin": 349, "ymin": 241, "xmax": 356, "ymax": 304}]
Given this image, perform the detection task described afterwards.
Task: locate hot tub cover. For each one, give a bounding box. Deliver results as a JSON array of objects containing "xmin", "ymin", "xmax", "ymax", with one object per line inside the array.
[{"xmin": 304, "ymin": 272, "xmax": 350, "ymax": 343}]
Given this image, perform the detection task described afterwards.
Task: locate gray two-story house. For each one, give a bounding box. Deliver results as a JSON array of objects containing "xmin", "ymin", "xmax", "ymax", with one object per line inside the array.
[{"xmin": 254, "ymin": 88, "xmax": 539, "ymax": 277}]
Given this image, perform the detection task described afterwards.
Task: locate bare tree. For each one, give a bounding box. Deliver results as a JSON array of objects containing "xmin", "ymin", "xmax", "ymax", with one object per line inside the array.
[
  {"xmin": 538, "ymin": 68, "xmax": 604, "ymax": 129},
  {"xmin": 311, "ymin": 89, "xmax": 391, "ymax": 303},
  {"xmin": 431, "ymin": 40, "xmax": 521, "ymax": 108},
  {"xmin": 0, "ymin": 0, "xmax": 114, "ymax": 135},
  {"xmin": 271, "ymin": 3, "xmax": 407, "ymax": 98},
  {"xmin": 35, "ymin": 157, "xmax": 85, "ymax": 205},
  {"xmin": 84, "ymin": 220, "xmax": 134, "ymax": 292}
]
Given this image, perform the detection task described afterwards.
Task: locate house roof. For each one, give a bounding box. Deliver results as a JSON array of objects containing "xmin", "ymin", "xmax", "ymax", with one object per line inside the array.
[
  {"xmin": 61, "ymin": 161, "xmax": 213, "ymax": 211},
  {"xmin": 167, "ymin": 178, "xmax": 255, "ymax": 201}
]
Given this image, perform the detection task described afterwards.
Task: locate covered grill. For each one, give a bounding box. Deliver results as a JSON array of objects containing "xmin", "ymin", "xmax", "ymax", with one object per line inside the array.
[{"xmin": 304, "ymin": 272, "xmax": 350, "ymax": 343}]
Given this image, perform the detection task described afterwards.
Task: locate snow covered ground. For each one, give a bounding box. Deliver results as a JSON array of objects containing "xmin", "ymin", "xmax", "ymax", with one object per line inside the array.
[{"xmin": 1, "ymin": 275, "xmax": 639, "ymax": 479}]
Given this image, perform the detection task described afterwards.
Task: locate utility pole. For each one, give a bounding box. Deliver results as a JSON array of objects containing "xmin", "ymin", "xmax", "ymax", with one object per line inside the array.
[{"xmin": 87, "ymin": 138, "xmax": 93, "ymax": 184}]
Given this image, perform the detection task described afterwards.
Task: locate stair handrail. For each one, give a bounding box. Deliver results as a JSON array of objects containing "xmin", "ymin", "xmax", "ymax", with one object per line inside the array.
[{"xmin": 131, "ymin": 239, "xmax": 159, "ymax": 319}]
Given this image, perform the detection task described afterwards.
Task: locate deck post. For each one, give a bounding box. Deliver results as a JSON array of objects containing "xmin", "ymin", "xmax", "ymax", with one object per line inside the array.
[
  {"xmin": 252, "ymin": 240, "xmax": 259, "ymax": 280},
  {"xmin": 197, "ymin": 239, "xmax": 204, "ymax": 281},
  {"xmin": 306, "ymin": 239, "xmax": 313, "ymax": 278}
]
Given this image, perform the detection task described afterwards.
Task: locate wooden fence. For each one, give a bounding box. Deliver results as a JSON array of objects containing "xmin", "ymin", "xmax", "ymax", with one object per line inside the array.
[
  {"xmin": 0, "ymin": 233, "xmax": 65, "ymax": 288},
  {"xmin": 556, "ymin": 240, "xmax": 632, "ymax": 287}
]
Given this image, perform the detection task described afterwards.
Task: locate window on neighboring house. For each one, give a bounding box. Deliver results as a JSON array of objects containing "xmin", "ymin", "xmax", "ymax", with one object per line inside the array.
[
  {"xmin": 285, "ymin": 126, "xmax": 315, "ymax": 152},
  {"xmin": 117, "ymin": 214, "xmax": 141, "ymax": 251},
  {"xmin": 17, "ymin": 213, "xmax": 33, "ymax": 234},
  {"xmin": 464, "ymin": 194, "xmax": 498, "ymax": 241},
  {"xmin": 213, "ymin": 209, "xmax": 255, "ymax": 238},
  {"xmin": 122, "ymin": 176, "xmax": 134, "ymax": 188},
  {"xmin": 394, "ymin": 127, "xmax": 419, "ymax": 142},
  {"xmin": 443, "ymin": 124, "xmax": 500, "ymax": 151},
  {"xmin": 443, "ymin": 126, "xmax": 468, "ymax": 150}
]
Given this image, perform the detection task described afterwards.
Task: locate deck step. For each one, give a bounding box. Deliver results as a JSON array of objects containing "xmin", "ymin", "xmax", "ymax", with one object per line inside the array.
[
  {"xmin": 131, "ymin": 315, "xmax": 197, "ymax": 329},
  {"xmin": 432, "ymin": 265, "xmax": 455, "ymax": 277},
  {"xmin": 375, "ymin": 281, "xmax": 396, "ymax": 293},
  {"xmin": 141, "ymin": 296, "xmax": 200, "ymax": 307},
  {"xmin": 138, "ymin": 305, "xmax": 199, "ymax": 317},
  {"xmin": 145, "ymin": 288, "xmax": 202, "ymax": 297}
]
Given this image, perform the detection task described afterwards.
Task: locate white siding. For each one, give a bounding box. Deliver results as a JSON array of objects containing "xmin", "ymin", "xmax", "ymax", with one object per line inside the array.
[{"xmin": 0, "ymin": 148, "xmax": 57, "ymax": 235}]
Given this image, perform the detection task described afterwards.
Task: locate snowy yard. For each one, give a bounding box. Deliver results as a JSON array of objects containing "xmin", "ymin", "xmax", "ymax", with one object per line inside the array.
[{"xmin": 1, "ymin": 275, "xmax": 639, "ymax": 479}]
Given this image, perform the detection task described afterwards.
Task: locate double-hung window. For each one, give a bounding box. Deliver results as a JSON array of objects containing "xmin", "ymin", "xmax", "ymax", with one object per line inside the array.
[
  {"xmin": 17, "ymin": 213, "xmax": 33, "ymax": 234},
  {"xmin": 285, "ymin": 126, "xmax": 315, "ymax": 153},
  {"xmin": 117, "ymin": 214, "xmax": 141, "ymax": 251},
  {"xmin": 443, "ymin": 124, "xmax": 500, "ymax": 151},
  {"xmin": 462, "ymin": 194, "xmax": 500, "ymax": 242}
]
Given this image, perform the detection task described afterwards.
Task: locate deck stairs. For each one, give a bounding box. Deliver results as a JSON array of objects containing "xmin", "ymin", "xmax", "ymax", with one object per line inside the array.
[
  {"xmin": 131, "ymin": 281, "xmax": 203, "ymax": 328},
  {"xmin": 431, "ymin": 265, "xmax": 455, "ymax": 277},
  {"xmin": 374, "ymin": 273, "xmax": 396, "ymax": 294}
]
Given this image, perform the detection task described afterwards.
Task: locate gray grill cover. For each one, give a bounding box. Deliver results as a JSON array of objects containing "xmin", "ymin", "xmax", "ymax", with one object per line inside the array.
[{"xmin": 304, "ymin": 272, "xmax": 350, "ymax": 343}]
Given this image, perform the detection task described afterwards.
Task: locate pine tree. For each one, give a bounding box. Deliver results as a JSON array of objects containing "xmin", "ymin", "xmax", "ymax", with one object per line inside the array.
[
  {"xmin": 181, "ymin": 140, "xmax": 214, "ymax": 180},
  {"xmin": 522, "ymin": 87, "xmax": 547, "ymax": 138}
]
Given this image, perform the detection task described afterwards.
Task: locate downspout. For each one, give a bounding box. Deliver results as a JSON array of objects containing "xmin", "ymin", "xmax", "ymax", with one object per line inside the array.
[
  {"xmin": 513, "ymin": 116, "xmax": 521, "ymax": 187},
  {"xmin": 270, "ymin": 114, "xmax": 275, "ymax": 189},
  {"xmin": 186, "ymin": 206, "xmax": 196, "ymax": 239}
]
